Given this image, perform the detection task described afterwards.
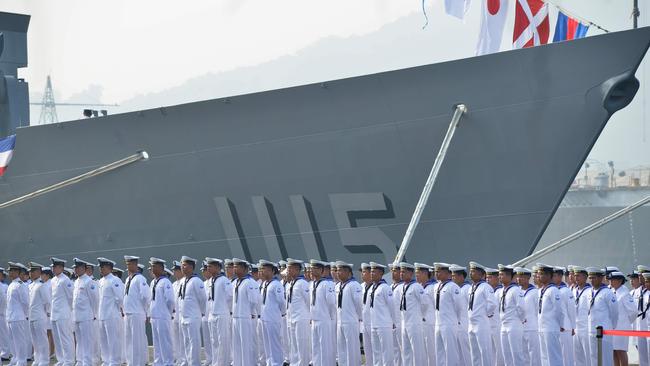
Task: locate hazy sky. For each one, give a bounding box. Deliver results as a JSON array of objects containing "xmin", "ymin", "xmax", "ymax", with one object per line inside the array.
[{"xmin": 2, "ymin": 0, "xmax": 649, "ymax": 169}]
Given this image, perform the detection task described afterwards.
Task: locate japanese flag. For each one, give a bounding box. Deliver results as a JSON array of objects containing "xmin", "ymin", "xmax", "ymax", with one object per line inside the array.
[{"xmin": 476, "ymin": 0, "xmax": 510, "ymax": 56}]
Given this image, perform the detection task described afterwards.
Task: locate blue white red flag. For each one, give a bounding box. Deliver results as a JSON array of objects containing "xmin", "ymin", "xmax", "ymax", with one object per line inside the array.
[
  {"xmin": 0, "ymin": 135, "xmax": 16, "ymax": 176},
  {"xmin": 553, "ymin": 11, "xmax": 589, "ymax": 42}
]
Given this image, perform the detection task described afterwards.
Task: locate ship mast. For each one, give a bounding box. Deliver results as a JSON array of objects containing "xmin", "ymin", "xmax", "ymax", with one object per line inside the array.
[{"xmin": 634, "ymin": 0, "xmax": 640, "ymax": 29}]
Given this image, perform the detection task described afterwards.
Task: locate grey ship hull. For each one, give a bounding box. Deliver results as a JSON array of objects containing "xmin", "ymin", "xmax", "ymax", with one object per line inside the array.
[{"xmin": 1, "ymin": 28, "xmax": 650, "ymax": 267}]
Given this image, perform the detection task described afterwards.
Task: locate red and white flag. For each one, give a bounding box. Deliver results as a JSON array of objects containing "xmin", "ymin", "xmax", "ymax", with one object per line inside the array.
[
  {"xmin": 513, "ymin": 0, "xmax": 549, "ymax": 49},
  {"xmin": 476, "ymin": 0, "xmax": 509, "ymax": 55},
  {"xmin": 445, "ymin": 0, "xmax": 472, "ymax": 20}
]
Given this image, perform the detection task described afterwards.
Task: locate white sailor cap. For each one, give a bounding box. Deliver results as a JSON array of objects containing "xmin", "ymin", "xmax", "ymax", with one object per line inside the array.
[
  {"xmin": 328, "ymin": 262, "xmax": 336, "ymax": 268},
  {"xmin": 553, "ymin": 266, "xmax": 566, "ymax": 274},
  {"xmin": 8, "ymin": 262, "xmax": 28, "ymax": 271},
  {"xmin": 42, "ymin": 266, "xmax": 52, "ymax": 274},
  {"xmin": 63, "ymin": 267, "xmax": 73, "ymax": 276},
  {"xmin": 359, "ymin": 262, "xmax": 370, "ymax": 271},
  {"xmin": 535, "ymin": 263, "xmax": 555, "ymax": 272},
  {"xmin": 112, "ymin": 267, "xmax": 124, "ymax": 275},
  {"xmin": 449, "ymin": 264, "xmax": 467, "ymax": 273},
  {"xmin": 97, "ymin": 257, "xmax": 116, "ymax": 266},
  {"xmin": 369, "ymin": 262, "xmax": 387, "ymax": 270},
  {"xmin": 414, "ymin": 263, "xmax": 432, "ymax": 271},
  {"xmin": 628, "ymin": 271, "xmax": 640, "ymax": 278},
  {"xmin": 205, "ymin": 258, "xmax": 223, "ymax": 266},
  {"xmin": 605, "ymin": 266, "xmax": 619, "ymax": 274},
  {"xmin": 73, "ymin": 258, "xmax": 90, "ymax": 267},
  {"xmin": 85, "ymin": 262, "xmax": 95, "ymax": 268},
  {"xmin": 586, "ymin": 267, "xmax": 605, "ymax": 276},
  {"xmin": 0, "ymin": 267, "xmax": 6, "ymax": 274},
  {"xmin": 124, "ymin": 255, "xmax": 139, "ymax": 263},
  {"xmin": 485, "ymin": 268, "xmax": 499, "ymax": 275},
  {"xmin": 286, "ymin": 258, "xmax": 304, "ymax": 267},
  {"xmin": 232, "ymin": 258, "xmax": 249, "ymax": 266},
  {"xmin": 469, "ymin": 262, "xmax": 487, "ymax": 272},
  {"xmin": 164, "ymin": 268, "xmax": 173, "ymax": 277},
  {"xmin": 638, "ymin": 265, "xmax": 650, "ymax": 273},
  {"xmin": 514, "ymin": 267, "xmax": 532, "ymax": 275},
  {"xmin": 28, "ymin": 262, "xmax": 44, "ymax": 271},
  {"xmin": 50, "ymin": 257, "xmax": 66, "ymax": 266},
  {"xmin": 434, "ymin": 262, "xmax": 451, "ymax": 271},
  {"xmin": 309, "ymin": 259, "xmax": 327, "ymax": 268},
  {"xmin": 201, "ymin": 261, "xmax": 208, "ymax": 270},
  {"xmin": 567, "ymin": 265, "xmax": 575, "ymax": 272},
  {"xmin": 250, "ymin": 264, "xmax": 259, "ymax": 272},
  {"xmin": 609, "ymin": 271, "xmax": 625, "ymax": 279},
  {"xmin": 572, "ymin": 266, "xmax": 587, "ymax": 274},
  {"xmin": 149, "ymin": 257, "xmax": 166, "ymax": 265},
  {"xmin": 258, "ymin": 260, "xmax": 277, "ymax": 268},
  {"xmin": 304, "ymin": 263, "xmax": 312, "ymax": 270},
  {"xmin": 498, "ymin": 264, "xmax": 515, "ymax": 273},
  {"xmin": 278, "ymin": 260, "xmax": 287, "ymax": 267},
  {"xmin": 399, "ymin": 262, "xmax": 415, "ymax": 270},
  {"xmin": 224, "ymin": 259, "xmax": 233, "ymax": 266},
  {"xmin": 642, "ymin": 272, "xmax": 650, "ymax": 280},
  {"xmin": 137, "ymin": 263, "xmax": 145, "ymax": 270},
  {"xmin": 180, "ymin": 256, "xmax": 197, "ymax": 265},
  {"xmin": 171, "ymin": 260, "xmax": 181, "ymax": 270},
  {"xmin": 334, "ymin": 260, "xmax": 353, "ymax": 270},
  {"xmin": 388, "ymin": 262, "xmax": 400, "ymax": 270}
]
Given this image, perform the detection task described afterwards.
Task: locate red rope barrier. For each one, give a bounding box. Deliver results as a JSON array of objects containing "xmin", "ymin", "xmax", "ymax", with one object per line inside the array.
[{"xmin": 602, "ymin": 329, "xmax": 650, "ymax": 337}]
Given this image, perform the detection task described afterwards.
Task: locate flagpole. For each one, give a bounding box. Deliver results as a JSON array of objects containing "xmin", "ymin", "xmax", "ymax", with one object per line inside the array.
[
  {"xmin": 634, "ymin": 0, "xmax": 640, "ymax": 29},
  {"xmin": 542, "ymin": 0, "xmax": 609, "ymax": 33}
]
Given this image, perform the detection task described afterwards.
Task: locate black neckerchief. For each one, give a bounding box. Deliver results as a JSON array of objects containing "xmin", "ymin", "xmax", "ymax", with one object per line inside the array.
[
  {"xmin": 125, "ymin": 273, "xmax": 140, "ymax": 295},
  {"xmin": 209, "ymin": 273, "xmax": 223, "ymax": 301},
  {"xmin": 435, "ymin": 280, "xmax": 451, "ymax": 311},
  {"xmin": 539, "ymin": 284, "xmax": 555, "ymax": 314},
  {"xmin": 639, "ymin": 288, "xmax": 648, "ymax": 318},
  {"xmin": 589, "ymin": 284, "xmax": 608, "ymax": 315},
  {"xmin": 287, "ymin": 276, "xmax": 304, "ymax": 305},
  {"xmin": 263, "ymin": 278, "xmax": 278, "ymax": 305},
  {"xmin": 370, "ymin": 280, "xmax": 387, "ymax": 308},
  {"xmin": 423, "ymin": 279, "xmax": 437, "ymax": 289},
  {"xmin": 312, "ymin": 278, "xmax": 324, "ymax": 306},
  {"xmin": 234, "ymin": 275, "xmax": 252, "ymax": 303},
  {"xmin": 469, "ymin": 280, "xmax": 485, "ymax": 311},
  {"xmin": 500, "ymin": 283, "xmax": 518, "ymax": 312},
  {"xmin": 338, "ymin": 278, "xmax": 354, "ymax": 308},
  {"xmin": 575, "ymin": 284, "xmax": 591, "ymax": 306},
  {"xmin": 391, "ymin": 281, "xmax": 403, "ymax": 291},
  {"xmin": 181, "ymin": 274, "xmax": 197, "ymax": 300},
  {"xmin": 363, "ymin": 282, "xmax": 372, "ymax": 305},
  {"xmin": 152, "ymin": 276, "xmax": 163, "ymax": 301},
  {"xmin": 400, "ymin": 280, "xmax": 416, "ymax": 311}
]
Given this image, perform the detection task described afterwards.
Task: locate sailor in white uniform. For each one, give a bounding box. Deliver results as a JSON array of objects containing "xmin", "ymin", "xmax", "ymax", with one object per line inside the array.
[
  {"xmin": 286, "ymin": 258, "xmax": 311, "ymax": 366},
  {"xmin": 359, "ymin": 263, "xmax": 374, "ymax": 366},
  {"xmin": 369, "ymin": 262, "xmax": 397, "ymax": 366},
  {"xmin": 572, "ymin": 266, "xmax": 592, "ymax": 366},
  {"xmin": 6, "ymin": 262, "xmax": 30, "ymax": 366},
  {"xmin": 72, "ymin": 258, "xmax": 99, "ymax": 366},
  {"xmin": 85, "ymin": 262, "xmax": 102, "ymax": 366},
  {"xmin": 466, "ymin": 262, "xmax": 496, "ymax": 366},
  {"xmin": 205, "ymin": 257, "xmax": 232, "ymax": 366},
  {"xmin": 178, "ymin": 256, "xmax": 207, "ymax": 366},
  {"xmin": 433, "ymin": 262, "xmax": 462, "ymax": 366},
  {"xmin": 171, "ymin": 261, "xmax": 186, "ymax": 366},
  {"xmin": 397, "ymin": 262, "xmax": 425, "ymax": 366},
  {"xmin": 535, "ymin": 263, "xmax": 564, "ymax": 366},
  {"xmin": 0, "ymin": 268, "xmax": 10, "ymax": 361},
  {"xmin": 27, "ymin": 262, "xmax": 51, "ymax": 366},
  {"xmin": 97, "ymin": 257, "xmax": 124, "ymax": 366},
  {"xmin": 199, "ymin": 262, "xmax": 212, "ymax": 366},
  {"xmin": 496, "ymin": 264, "xmax": 524, "ymax": 366},
  {"xmin": 149, "ymin": 258, "xmax": 175, "ymax": 366},
  {"xmin": 635, "ymin": 266, "xmax": 650, "ymax": 366},
  {"xmin": 231, "ymin": 258, "xmax": 260, "ymax": 366},
  {"xmin": 123, "ymin": 256, "xmax": 151, "ymax": 366},
  {"xmin": 587, "ymin": 267, "xmax": 618, "ymax": 366},
  {"xmin": 309, "ymin": 260, "xmax": 335, "ymax": 366},
  {"xmin": 388, "ymin": 263, "xmax": 403, "ymax": 366},
  {"xmin": 334, "ymin": 261, "xmax": 361, "ymax": 366},
  {"xmin": 451, "ymin": 264, "xmax": 472, "ymax": 366},
  {"xmin": 609, "ymin": 271, "xmax": 637, "ymax": 366},
  {"xmin": 50, "ymin": 258, "xmax": 75, "ymax": 366},
  {"xmin": 278, "ymin": 260, "xmax": 290, "ymax": 365},
  {"xmin": 486, "ymin": 267, "xmax": 504, "ymax": 366},
  {"xmin": 514, "ymin": 267, "xmax": 541, "ymax": 366},
  {"xmin": 415, "ymin": 263, "xmax": 436, "ymax": 366},
  {"xmin": 552, "ymin": 266, "xmax": 576, "ymax": 366},
  {"xmin": 258, "ymin": 260, "xmax": 285, "ymax": 366}
]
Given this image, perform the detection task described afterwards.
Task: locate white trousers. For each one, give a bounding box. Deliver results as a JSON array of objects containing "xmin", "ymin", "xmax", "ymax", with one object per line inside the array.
[
  {"xmin": 574, "ymin": 330, "xmax": 591, "ymax": 366},
  {"xmin": 337, "ymin": 322, "xmax": 360, "ymax": 366},
  {"xmin": 201, "ymin": 318, "xmax": 211, "ymax": 364},
  {"xmin": 371, "ymin": 327, "xmax": 393, "ymax": 366},
  {"xmin": 560, "ymin": 329, "xmax": 574, "ymax": 366},
  {"xmin": 492, "ymin": 325, "xmax": 504, "ymax": 366},
  {"xmin": 120, "ymin": 317, "xmax": 127, "ymax": 365},
  {"xmin": 51, "ymin": 318, "xmax": 75, "ymax": 366},
  {"xmin": 232, "ymin": 317, "xmax": 256, "ymax": 366},
  {"xmin": 99, "ymin": 318, "xmax": 123, "ymax": 366},
  {"xmin": 125, "ymin": 314, "xmax": 147, "ymax": 366},
  {"xmin": 173, "ymin": 320, "xmax": 185, "ymax": 366},
  {"xmin": 469, "ymin": 327, "xmax": 493, "ymax": 366},
  {"xmin": 422, "ymin": 323, "xmax": 436, "ymax": 366},
  {"xmin": 262, "ymin": 320, "xmax": 284, "ymax": 366},
  {"xmin": 311, "ymin": 320, "xmax": 334, "ymax": 366},
  {"xmin": 0, "ymin": 316, "xmax": 10, "ymax": 358},
  {"xmin": 30, "ymin": 319, "xmax": 49, "ymax": 366},
  {"xmin": 8, "ymin": 320, "xmax": 29, "ymax": 366},
  {"xmin": 93, "ymin": 319, "xmax": 101, "ymax": 365},
  {"xmin": 636, "ymin": 318, "xmax": 649, "ymax": 366},
  {"xmin": 539, "ymin": 331, "xmax": 562, "ymax": 366},
  {"xmin": 401, "ymin": 322, "xmax": 425, "ymax": 366},
  {"xmin": 500, "ymin": 327, "xmax": 525, "ymax": 366},
  {"xmin": 208, "ymin": 315, "xmax": 231, "ymax": 366},
  {"xmin": 392, "ymin": 324, "xmax": 402, "ymax": 366},
  {"xmin": 362, "ymin": 325, "xmax": 373, "ymax": 366},
  {"xmin": 522, "ymin": 330, "xmax": 541, "ymax": 366},
  {"xmin": 257, "ymin": 320, "xmax": 265, "ymax": 366},
  {"xmin": 74, "ymin": 320, "xmax": 94, "ymax": 366},
  {"xmin": 435, "ymin": 326, "xmax": 459, "ymax": 366},
  {"xmin": 288, "ymin": 319, "xmax": 310, "ymax": 366},
  {"xmin": 456, "ymin": 325, "xmax": 471, "ymax": 365},
  {"xmin": 590, "ymin": 332, "xmax": 613, "ymax": 366},
  {"xmin": 151, "ymin": 318, "xmax": 174, "ymax": 366},
  {"xmin": 181, "ymin": 319, "xmax": 202, "ymax": 366},
  {"xmin": 281, "ymin": 316, "xmax": 290, "ymax": 363}
]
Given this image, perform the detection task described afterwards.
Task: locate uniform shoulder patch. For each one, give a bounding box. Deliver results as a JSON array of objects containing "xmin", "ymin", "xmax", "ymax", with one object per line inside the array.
[
  {"xmin": 90, "ymin": 285, "xmax": 95, "ymax": 290},
  {"xmin": 454, "ymin": 289, "xmax": 460, "ymax": 295},
  {"xmin": 611, "ymin": 297, "xmax": 616, "ymax": 303},
  {"xmin": 555, "ymin": 294, "xmax": 561, "ymax": 301},
  {"xmin": 115, "ymin": 283, "xmax": 119, "ymax": 287},
  {"xmin": 67, "ymin": 283, "xmax": 72, "ymax": 288}
]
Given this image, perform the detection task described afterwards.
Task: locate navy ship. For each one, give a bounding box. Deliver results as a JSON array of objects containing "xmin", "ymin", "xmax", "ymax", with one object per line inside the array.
[{"xmin": 0, "ymin": 11, "xmax": 649, "ymax": 267}]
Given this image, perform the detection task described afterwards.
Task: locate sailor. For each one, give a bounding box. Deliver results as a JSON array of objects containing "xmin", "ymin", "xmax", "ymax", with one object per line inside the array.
[
  {"xmin": 63, "ymin": 267, "xmax": 73, "ymax": 279},
  {"xmin": 466, "ymin": 262, "xmax": 496, "ymax": 366},
  {"xmin": 496, "ymin": 264, "xmax": 524, "ymax": 366},
  {"xmin": 171, "ymin": 261, "xmax": 186, "ymax": 366},
  {"xmin": 485, "ymin": 267, "xmax": 504, "ymax": 366},
  {"xmin": 123, "ymin": 256, "xmax": 151, "ymax": 366},
  {"xmin": 39, "ymin": 267, "xmax": 55, "ymax": 362},
  {"xmin": 278, "ymin": 259, "xmax": 290, "ymax": 366},
  {"xmin": 514, "ymin": 267, "xmax": 541, "ymax": 366},
  {"xmin": 553, "ymin": 266, "xmax": 575, "ymax": 366},
  {"xmin": 359, "ymin": 263, "xmax": 374, "ymax": 366},
  {"xmin": 587, "ymin": 267, "xmax": 618, "ymax": 366},
  {"xmin": 178, "ymin": 256, "xmax": 207, "ymax": 366},
  {"xmin": 567, "ymin": 265, "xmax": 576, "ymax": 290},
  {"xmin": 0, "ymin": 268, "xmax": 10, "ymax": 361},
  {"xmin": 111, "ymin": 266, "xmax": 128, "ymax": 365},
  {"xmin": 231, "ymin": 258, "xmax": 260, "ymax": 366},
  {"xmin": 72, "ymin": 258, "xmax": 99, "ymax": 366},
  {"xmin": 388, "ymin": 262, "xmax": 404, "ymax": 366},
  {"xmin": 258, "ymin": 260, "xmax": 285, "ymax": 366},
  {"xmin": 609, "ymin": 271, "xmax": 636, "ymax": 366},
  {"xmin": 333, "ymin": 261, "xmax": 361, "ymax": 366},
  {"xmin": 6, "ymin": 262, "xmax": 30, "ymax": 366},
  {"xmin": 149, "ymin": 258, "xmax": 175, "ymax": 366},
  {"xmin": 285, "ymin": 258, "xmax": 311, "ymax": 366},
  {"xmin": 535, "ymin": 263, "xmax": 563, "ymax": 366},
  {"xmin": 395, "ymin": 262, "xmax": 424, "ymax": 366},
  {"xmin": 432, "ymin": 262, "xmax": 462, "ymax": 366},
  {"xmin": 450, "ymin": 264, "xmax": 471, "ymax": 365},
  {"xmin": 205, "ymin": 257, "xmax": 232, "ymax": 366},
  {"xmin": 369, "ymin": 262, "xmax": 397, "ymax": 366},
  {"xmin": 324, "ymin": 262, "xmax": 338, "ymax": 366},
  {"xmin": 415, "ymin": 263, "xmax": 436, "ymax": 366},
  {"xmin": 224, "ymin": 259, "xmax": 235, "ymax": 281},
  {"xmin": 250, "ymin": 263, "xmax": 265, "ymax": 366},
  {"xmin": 50, "ymin": 257, "xmax": 75, "ymax": 366},
  {"xmin": 572, "ymin": 266, "xmax": 592, "ymax": 366},
  {"xmin": 85, "ymin": 262, "xmax": 102, "ymax": 366},
  {"xmin": 308, "ymin": 260, "xmax": 335, "ymax": 366},
  {"xmin": 26, "ymin": 262, "xmax": 50, "ymax": 366},
  {"xmin": 96, "ymin": 258, "xmax": 123, "ymax": 366},
  {"xmin": 635, "ymin": 265, "xmax": 650, "ymax": 366},
  {"xmin": 200, "ymin": 262, "xmax": 213, "ymax": 366}
]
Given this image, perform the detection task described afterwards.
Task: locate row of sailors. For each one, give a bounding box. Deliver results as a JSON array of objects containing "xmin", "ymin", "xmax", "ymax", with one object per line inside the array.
[{"xmin": 0, "ymin": 257, "xmax": 648, "ymax": 366}]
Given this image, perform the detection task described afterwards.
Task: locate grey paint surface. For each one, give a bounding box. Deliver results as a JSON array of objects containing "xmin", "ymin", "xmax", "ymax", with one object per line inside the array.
[{"xmin": 0, "ymin": 27, "xmax": 649, "ymax": 267}]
